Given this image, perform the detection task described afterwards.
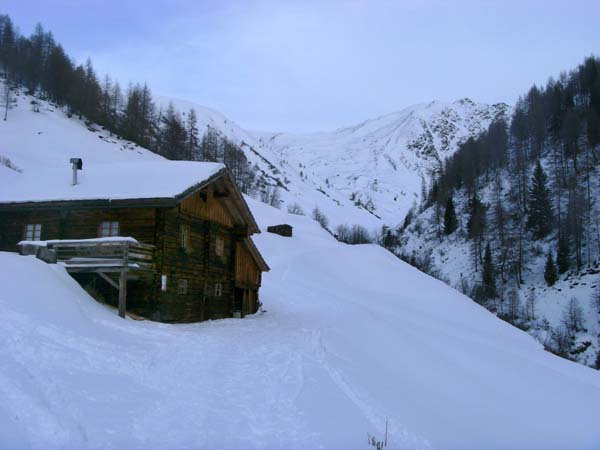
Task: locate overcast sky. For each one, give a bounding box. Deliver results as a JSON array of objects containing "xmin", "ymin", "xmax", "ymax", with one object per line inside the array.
[{"xmin": 4, "ymin": 0, "xmax": 600, "ymax": 132}]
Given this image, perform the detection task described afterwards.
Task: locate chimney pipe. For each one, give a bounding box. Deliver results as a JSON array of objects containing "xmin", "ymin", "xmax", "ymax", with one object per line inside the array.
[{"xmin": 69, "ymin": 158, "xmax": 83, "ymax": 185}]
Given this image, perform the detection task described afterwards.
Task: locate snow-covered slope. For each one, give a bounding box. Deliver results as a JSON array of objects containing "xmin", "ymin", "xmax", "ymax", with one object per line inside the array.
[
  {"xmin": 1, "ymin": 200, "xmax": 600, "ymax": 450},
  {"xmin": 254, "ymin": 98, "xmax": 509, "ymax": 227},
  {"xmin": 0, "ymin": 91, "xmax": 161, "ymax": 171}
]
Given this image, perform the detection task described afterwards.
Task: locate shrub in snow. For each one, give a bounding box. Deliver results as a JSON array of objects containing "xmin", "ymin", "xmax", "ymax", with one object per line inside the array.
[
  {"xmin": 562, "ymin": 297, "xmax": 586, "ymax": 335},
  {"xmin": 455, "ymin": 274, "xmax": 472, "ymax": 297},
  {"xmin": 312, "ymin": 206, "xmax": 329, "ymax": 230},
  {"xmin": 378, "ymin": 225, "xmax": 399, "ymax": 250},
  {"xmin": 525, "ymin": 289, "xmax": 537, "ymax": 321},
  {"xmin": 261, "ymin": 186, "xmax": 281, "ymax": 208},
  {"xmin": 0, "ymin": 155, "xmax": 22, "ymax": 172},
  {"xmin": 506, "ymin": 289, "xmax": 521, "ymax": 322},
  {"xmin": 592, "ymin": 282, "xmax": 600, "ymax": 316},
  {"xmin": 335, "ymin": 224, "xmax": 351, "ymax": 243},
  {"xmin": 549, "ymin": 325, "xmax": 574, "ymax": 359},
  {"xmin": 335, "ymin": 224, "xmax": 372, "ymax": 245},
  {"xmin": 367, "ymin": 421, "xmax": 388, "ymax": 450},
  {"xmin": 287, "ymin": 203, "xmax": 304, "ymax": 215}
]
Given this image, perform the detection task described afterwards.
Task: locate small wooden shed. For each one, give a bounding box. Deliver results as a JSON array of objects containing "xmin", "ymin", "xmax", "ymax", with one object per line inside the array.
[{"xmin": 267, "ymin": 224, "xmax": 293, "ymax": 237}]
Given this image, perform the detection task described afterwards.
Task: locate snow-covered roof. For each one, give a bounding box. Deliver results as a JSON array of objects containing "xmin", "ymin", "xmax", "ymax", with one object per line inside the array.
[{"xmin": 0, "ymin": 161, "xmax": 226, "ymax": 204}]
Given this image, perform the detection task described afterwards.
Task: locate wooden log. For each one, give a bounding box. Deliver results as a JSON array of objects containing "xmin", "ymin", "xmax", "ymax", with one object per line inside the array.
[{"xmin": 118, "ymin": 270, "xmax": 127, "ymax": 318}]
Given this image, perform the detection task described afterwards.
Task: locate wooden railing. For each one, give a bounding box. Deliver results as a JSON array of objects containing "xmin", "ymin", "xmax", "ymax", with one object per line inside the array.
[
  {"xmin": 46, "ymin": 238, "xmax": 154, "ymax": 273},
  {"xmin": 18, "ymin": 237, "xmax": 155, "ymax": 319}
]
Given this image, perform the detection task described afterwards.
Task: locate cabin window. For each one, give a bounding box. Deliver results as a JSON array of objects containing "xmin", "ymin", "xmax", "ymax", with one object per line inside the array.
[
  {"xmin": 215, "ymin": 236, "xmax": 224, "ymax": 257},
  {"xmin": 99, "ymin": 221, "xmax": 119, "ymax": 237},
  {"xmin": 180, "ymin": 224, "xmax": 190, "ymax": 250},
  {"xmin": 177, "ymin": 279, "xmax": 188, "ymax": 295},
  {"xmin": 24, "ymin": 223, "xmax": 42, "ymax": 241},
  {"xmin": 214, "ymin": 283, "xmax": 223, "ymax": 297},
  {"xmin": 161, "ymin": 275, "xmax": 168, "ymax": 292}
]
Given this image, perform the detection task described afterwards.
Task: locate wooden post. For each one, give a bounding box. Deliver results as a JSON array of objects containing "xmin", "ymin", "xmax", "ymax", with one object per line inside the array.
[
  {"xmin": 118, "ymin": 270, "xmax": 127, "ymax": 318},
  {"xmin": 119, "ymin": 241, "xmax": 129, "ymax": 319}
]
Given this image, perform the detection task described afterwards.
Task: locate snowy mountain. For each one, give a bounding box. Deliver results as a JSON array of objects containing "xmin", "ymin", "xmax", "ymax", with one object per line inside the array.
[
  {"xmin": 158, "ymin": 94, "xmax": 508, "ymax": 230},
  {"xmin": 254, "ymin": 99, "xmax": 509, "ymax": 226}
]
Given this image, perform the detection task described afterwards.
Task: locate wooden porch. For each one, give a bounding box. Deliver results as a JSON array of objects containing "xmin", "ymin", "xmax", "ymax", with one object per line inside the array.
[{"xmin": 20, "ymin": 238, "xmax": 154, "ymax": 318}]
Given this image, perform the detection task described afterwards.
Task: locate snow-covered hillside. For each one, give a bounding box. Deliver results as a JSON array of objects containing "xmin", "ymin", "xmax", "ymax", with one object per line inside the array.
[
  {"xmin": 1, "ymin": 198, "xmax": 600, "ymax": 450},
  {"xmin": 255, "ymin": 99, "xmax": 509, "ymax": 226},
  {"xmin": 399, "ymin": 171, "xmax": 600, "ymax": 367},
  {"xmin": 0, "ymin": 91, "xmax": 162, "ymax": 172}
]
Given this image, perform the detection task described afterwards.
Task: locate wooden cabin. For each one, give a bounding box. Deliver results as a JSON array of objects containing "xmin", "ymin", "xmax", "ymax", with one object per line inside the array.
[{"xmin": 0, "ymin": 161, "xmax": 269, "ymax": 323}]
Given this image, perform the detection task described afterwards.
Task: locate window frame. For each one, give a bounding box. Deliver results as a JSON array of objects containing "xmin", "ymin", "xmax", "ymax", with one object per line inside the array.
[
  {"xmin": 215, "ymin": 235, "xmax": 224, "ymax": 257},
  {"xmin": 99, "ymin": 221, "xmax": 120, "ymax": 238},
  {"xmin": 214, "ymin": 283, "xmax": 223, "ymax": 297},
  {"xmin": 177, "ymin": 279, "xmax": 188, "ymax": 295},
  {"xmin": 24, "ymin": 223, "xmax": 42, "ymax": 241},
  {"xmin": 179, "ymin": 224, "xmax": 190, "ymax": 250}
]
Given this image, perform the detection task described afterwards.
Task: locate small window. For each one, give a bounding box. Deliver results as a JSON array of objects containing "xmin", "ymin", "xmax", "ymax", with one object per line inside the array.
[
  {"xmin": 99, "ymin": 221, "xmax": 119, "ymax": 237},
  {"xmin": 215, "ymin": 236, "xmax": 224, "ymax": 257},
  {"xmin": 214, "ymin": 283, "xmax": 222, "ymax": 297},
  {"xmin": 24, "ymin": 223, "xmax": 42, "ymax": 241},
  {"xmin": 161, "ymin": 275, "xmax": 168, "ymax": 292},
  {"xmin": 178, "ymin": 279, "xmax": 188, "ymax": 295},
  {"xmin": 180, "ymin": 224, "xmax": 190, "ymax": 249}
]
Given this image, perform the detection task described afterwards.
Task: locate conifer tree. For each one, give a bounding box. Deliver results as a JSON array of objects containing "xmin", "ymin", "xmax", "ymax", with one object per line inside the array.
[
  {"xmin": 527, "ymin": 160, "xmax": 553, "ymax": 239},
  {"xmin": 467, "ymin": 191, "xmax": 487, "ymax": 270},
  {"xmin": 467, "ymin": 191, "xmax": 486, "ymax": 240},
  {"xmin": 159, "ymin": 102, "xmax": 187, "ymax": 160},
  {"xmin": 556, "ymin": 233, "xmax": 570, "ymax": 274},
  {"xmin": 544, "ymin": 251, "xmax": 558, "ymax": 286},
  {"xmin": 186, "ymin": 108, "xmax": 199, "ymax": 160},
  {"xmin": 443, "ymin": 194, "xmax": 457, "ymax": 235},
  {"xmin": 482, "ymin": 242, "xmax": 496, "ymax": 298}
]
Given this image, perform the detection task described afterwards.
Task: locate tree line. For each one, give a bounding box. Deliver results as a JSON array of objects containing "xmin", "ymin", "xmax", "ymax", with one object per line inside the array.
[
  {"xmin": 402, "ymin": 56, "xmax": 600, "ymax": 364},
  {"xmin": 426, "ymin": 56, "xmax": 600, "ymax": 291},
  {"xmin": 0, "ymin": 15, "xmax": 256, "ymax": 192}
]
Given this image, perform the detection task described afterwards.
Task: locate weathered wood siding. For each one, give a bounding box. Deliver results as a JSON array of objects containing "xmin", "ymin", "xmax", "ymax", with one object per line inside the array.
[
  {"xmin": 179, "ymin": 186, "xmax": 235, "ymax": 228},
  {"xmin": 0, "ymin": 208, "xmax": 156, "ymax": 250},
  {"xmin": 154, "ymin": 188, "xmax": 240, "ymax": 323},
  {"xmin": 235, "ymin": 241, "xmax": 261, "ymax": 288}
]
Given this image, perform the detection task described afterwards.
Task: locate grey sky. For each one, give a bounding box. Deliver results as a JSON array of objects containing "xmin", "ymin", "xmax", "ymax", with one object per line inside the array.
[{"xmin": 3, "ymin": 0, "xmax": 600, "ymax": 132}]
